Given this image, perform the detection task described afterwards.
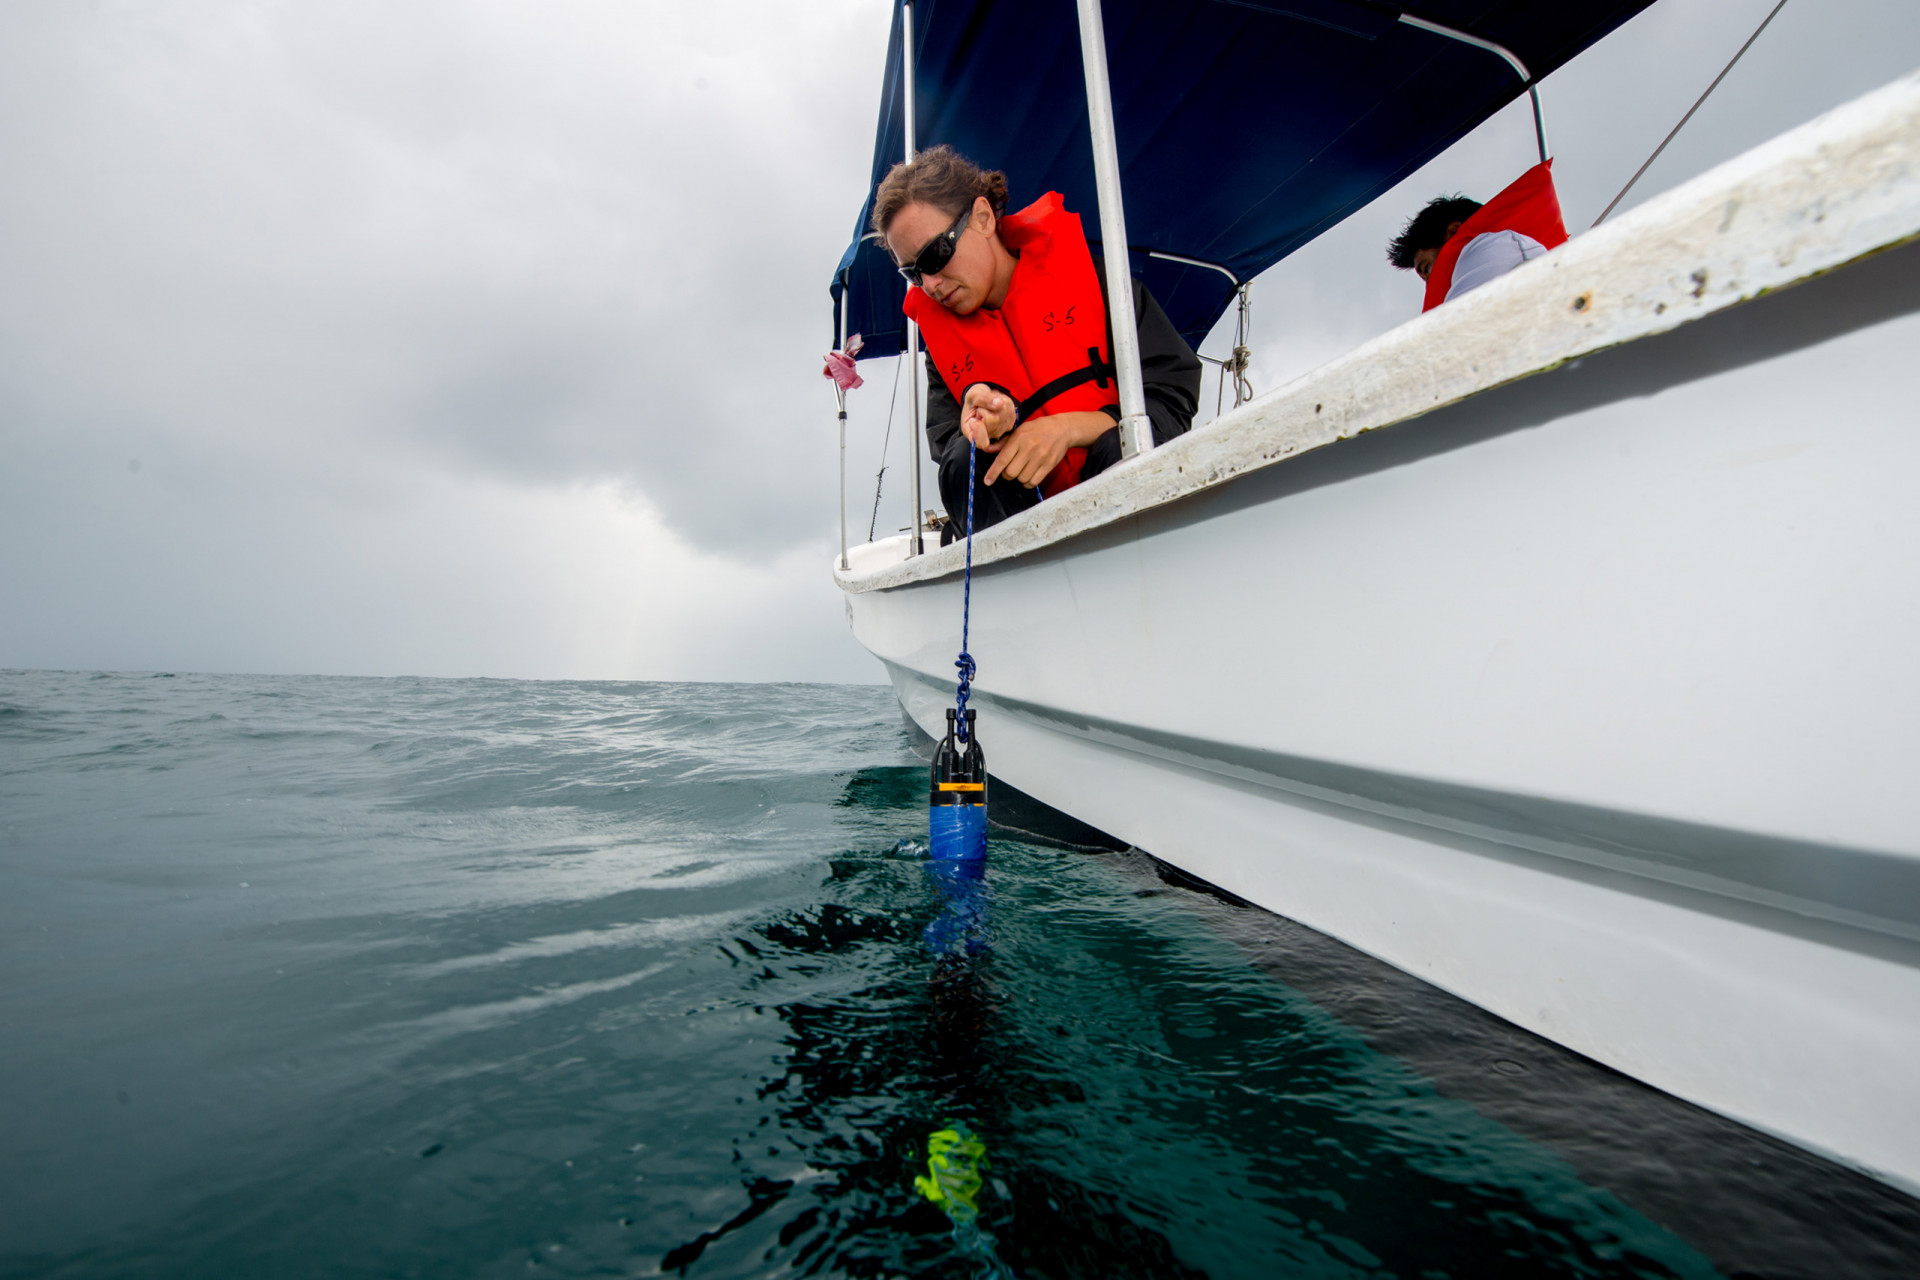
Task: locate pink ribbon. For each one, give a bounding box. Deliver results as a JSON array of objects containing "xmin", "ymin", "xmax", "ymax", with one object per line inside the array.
[{"xmin": 822, "ymin": 333, "xmax": 866, "ymax": 392}]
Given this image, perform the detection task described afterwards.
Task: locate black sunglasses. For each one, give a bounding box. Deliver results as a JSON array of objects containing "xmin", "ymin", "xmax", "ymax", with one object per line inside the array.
[{"xmin": 895, "ymin": 205, "xmax": 973, "ymax": 285}]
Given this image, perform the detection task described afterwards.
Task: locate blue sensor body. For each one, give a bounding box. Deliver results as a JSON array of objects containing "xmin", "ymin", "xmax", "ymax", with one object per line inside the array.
[
  {"xmin": 929, "ymin": 803, "xmax": 987, "ymax": 862},
  {"xmin": 928, "ymin": 707, "xmax": 987, "ymax": 863},
  {"xmin": 926, "ymin": 708, "xmax": 988, "ymax": 954},
  {"xmin": 924, "ymin": 853, "xmax": 988, "ymax": 956}
]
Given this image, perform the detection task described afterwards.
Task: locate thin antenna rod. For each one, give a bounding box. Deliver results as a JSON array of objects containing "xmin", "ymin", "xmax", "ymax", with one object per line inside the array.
[{"xmin": 1592, "ymin": 0, "xmax": 1791, "ymax": 228}]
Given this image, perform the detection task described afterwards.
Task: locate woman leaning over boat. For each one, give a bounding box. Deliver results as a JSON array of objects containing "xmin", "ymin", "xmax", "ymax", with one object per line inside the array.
[{"xmin": 874, "ymin": 146, "xmax": 1201, "ymax": 536}]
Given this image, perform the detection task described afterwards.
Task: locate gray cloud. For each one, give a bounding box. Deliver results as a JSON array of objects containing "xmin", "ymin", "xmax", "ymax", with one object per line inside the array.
[{"xmin": 0, "ymin": 0, "xmax": 884, "ymax": 557}]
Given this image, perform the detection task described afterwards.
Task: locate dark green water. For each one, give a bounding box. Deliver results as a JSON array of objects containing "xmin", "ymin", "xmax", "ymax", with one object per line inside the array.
[{"xmin": 0, "ymin": 672, "xmax": 1906, "ymax": 1277}]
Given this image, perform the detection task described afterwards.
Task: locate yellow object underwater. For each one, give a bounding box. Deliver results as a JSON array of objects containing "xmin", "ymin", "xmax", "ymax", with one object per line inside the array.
[{"xmin": 914, "ymin": 1124, "xmax": 988, "ymax": 1223}]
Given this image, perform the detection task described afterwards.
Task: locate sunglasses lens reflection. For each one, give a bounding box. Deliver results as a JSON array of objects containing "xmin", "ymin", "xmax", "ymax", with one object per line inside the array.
[{"xmin": 897, "ymin": 209, "xmax": 969, "ymax": 286}]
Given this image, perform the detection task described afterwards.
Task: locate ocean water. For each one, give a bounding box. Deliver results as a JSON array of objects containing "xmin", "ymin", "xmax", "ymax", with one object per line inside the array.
[{"xmin": 1, "ymin": 671, "xmax": 1914, "ymax": 1279}]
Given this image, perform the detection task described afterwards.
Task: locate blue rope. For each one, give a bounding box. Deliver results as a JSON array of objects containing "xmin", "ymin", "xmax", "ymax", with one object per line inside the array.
[{"xmin": 954, "ymin": 441, "xmax": 977, "ymax": 741}]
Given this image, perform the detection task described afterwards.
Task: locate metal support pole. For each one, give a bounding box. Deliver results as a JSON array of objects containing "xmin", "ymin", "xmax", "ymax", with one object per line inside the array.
[
  {"xmin": 902, "ymin": 2, "xmax": 925, "ymax": 555},
  {"xmin": 1398, "ymin": 13, "xmax": 1550, "ymax": 164},
  {"xmin": 1146, "ymin": 250, "xmax": 1252, "ymax": 411},
  {"xmin": 904, "ymin": 325, "xmax": 923, "ymax": 554},
  {"xmin": 837, "ymin": 282, "xmax": 850, "ymax": 570},
  {"xmin": 1147, "ymin": 249, "xmax": 1238, "ymax": 285},
  {"xmin": 1074, "ymin": 0, "xmax": 1151, "ymax": 459},
  {"xmin": 838, "ymin": 404, "xmax": 849, "ymax": 568}
]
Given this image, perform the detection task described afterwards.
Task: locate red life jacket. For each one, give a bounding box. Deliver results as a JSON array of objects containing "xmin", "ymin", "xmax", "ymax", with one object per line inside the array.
[
  {"xmin": 1422, "ymin": 160, "xmax": 1569, "ymax": 312},
  {"xmin": 905, "ymin": 191, "xmax": 1118, "ymax": 497}
]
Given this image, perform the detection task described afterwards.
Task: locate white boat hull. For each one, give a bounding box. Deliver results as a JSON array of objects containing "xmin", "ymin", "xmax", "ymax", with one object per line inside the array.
[{"xmin": 837, "ymin": 75, "xmax": 1920, "ymax": 1191}]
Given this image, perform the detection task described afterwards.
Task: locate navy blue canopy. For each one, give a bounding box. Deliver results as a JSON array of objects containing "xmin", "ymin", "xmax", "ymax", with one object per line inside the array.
[{"xmin": 831, "ymin": 0, "xmax": 1655, "ymax": 359}]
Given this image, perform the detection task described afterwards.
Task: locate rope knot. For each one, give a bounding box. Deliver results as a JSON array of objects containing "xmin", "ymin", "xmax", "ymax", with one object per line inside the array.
[{"xmin": 954, "ymin": 651, "xmax": 976, "ymax": 740}]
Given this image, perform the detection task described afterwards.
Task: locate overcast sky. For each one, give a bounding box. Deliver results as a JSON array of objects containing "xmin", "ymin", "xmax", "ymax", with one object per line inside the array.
[{"xmin": 2, "ymin": 0, "xmax": 1915, "ymax": 684}]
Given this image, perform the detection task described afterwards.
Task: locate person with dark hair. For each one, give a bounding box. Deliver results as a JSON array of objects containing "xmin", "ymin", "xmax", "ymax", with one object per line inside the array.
[
  {"xmin": 1387, "ymin": 164, "xmax": 1571, "ymax": 311},
  {"xmin": 872, "ymin": 145, "xmax": 1199, "ymax": 536},
  {"xmin": 1387, "ymin": 195, "xmax": 1486, "ymax": 280}
]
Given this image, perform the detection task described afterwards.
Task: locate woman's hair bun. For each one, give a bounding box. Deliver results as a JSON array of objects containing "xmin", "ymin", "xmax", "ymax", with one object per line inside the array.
[{"xmin": 872, "ymin": 145, "xmax": 1009, "ymax": 238}]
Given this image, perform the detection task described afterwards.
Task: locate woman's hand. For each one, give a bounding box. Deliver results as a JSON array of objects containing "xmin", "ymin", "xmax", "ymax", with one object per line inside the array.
[
  {"xmin": 959, "ymin": 384, "xmax": 1017, "ymax": 450},
  {"xmin": 983, "ymin": 411, "xmax": 1114, "ymax": 487}
]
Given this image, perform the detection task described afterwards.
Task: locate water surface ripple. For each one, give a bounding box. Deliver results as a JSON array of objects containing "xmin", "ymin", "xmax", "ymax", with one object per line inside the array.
[{"xmin": 0, "ymin": 672, "xmax": 1911, "ymax": 1278}]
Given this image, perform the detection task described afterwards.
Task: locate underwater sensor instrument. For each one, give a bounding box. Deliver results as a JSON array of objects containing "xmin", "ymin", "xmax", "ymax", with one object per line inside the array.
[
  {"xmin": 930, "ymin": 708, "xmax": 987, "ymax": 861},
  {"xmin": 926, "ymin": 708, "xmax": 988, "ymax": 954}
]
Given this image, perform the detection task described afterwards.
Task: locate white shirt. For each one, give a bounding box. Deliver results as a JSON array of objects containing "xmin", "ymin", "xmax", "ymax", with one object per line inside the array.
[{"xmin": 1444, "ymin": 229, "xmax": 1549, "ymax": 302}]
